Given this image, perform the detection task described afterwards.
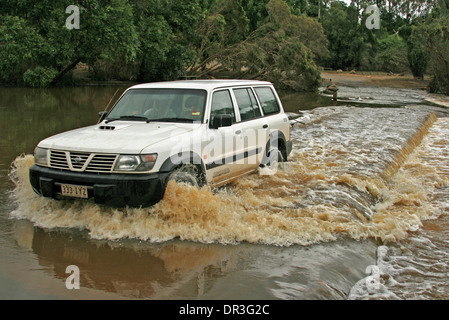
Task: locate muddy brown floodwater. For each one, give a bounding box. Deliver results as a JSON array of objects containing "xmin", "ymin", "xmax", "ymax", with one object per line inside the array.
[{"xmin": 1, "ymin": 79, "xmax": 449, "ymax": 300}]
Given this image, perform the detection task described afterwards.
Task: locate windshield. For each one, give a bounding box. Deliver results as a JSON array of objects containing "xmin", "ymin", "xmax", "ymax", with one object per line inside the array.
[{"xmin": 106, "ymin": 88, "xmax": 207, "ymax": 123}]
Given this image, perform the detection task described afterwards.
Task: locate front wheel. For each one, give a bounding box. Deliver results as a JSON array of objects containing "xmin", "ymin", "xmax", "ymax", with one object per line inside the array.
[
  {"xmin": 167, "ymin": 165, "xmax": 202, "ymax": 188},
  {"xmin": 261, "ymin": 147, "xmax": 284, "ymax": 173}
]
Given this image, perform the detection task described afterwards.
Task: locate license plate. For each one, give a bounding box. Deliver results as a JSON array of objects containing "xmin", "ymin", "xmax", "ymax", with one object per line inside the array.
[{"xmin": 61, "ymin": 184, "xmax": 88, "ymax": 199}]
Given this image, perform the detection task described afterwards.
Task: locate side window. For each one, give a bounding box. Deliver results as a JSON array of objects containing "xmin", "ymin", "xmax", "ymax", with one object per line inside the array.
[
  {"xmin": 210, "ymin": 90, "xmax": 236, "ymax": 122},
  {"xmin": 233, "ymin": 88, "xmax": 261, "ymax": 121},
  {"xmin": 254, "ymin": 87, "xmax": 280, "ymax": 115}
]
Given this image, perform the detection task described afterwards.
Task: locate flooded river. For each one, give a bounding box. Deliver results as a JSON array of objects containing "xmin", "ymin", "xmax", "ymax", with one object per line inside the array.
[{"xmin": 1, "ymin": 84, "xmax": 448, "ymax": 300}]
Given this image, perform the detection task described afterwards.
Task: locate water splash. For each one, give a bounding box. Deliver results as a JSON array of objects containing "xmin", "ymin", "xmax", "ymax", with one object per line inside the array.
[{"xmin": 8, "ymin": 107, "xmax": 444, "ymax": 247}]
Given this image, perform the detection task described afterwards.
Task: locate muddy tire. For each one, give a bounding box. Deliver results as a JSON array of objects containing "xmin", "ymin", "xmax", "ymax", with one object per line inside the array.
[
  {"xmin": 167, "ymin": 165, "xmax": 201, "ymax": 188},
  {"xmin": 261, "ymin": 147, "xmax": 284, "ymax": 172}
]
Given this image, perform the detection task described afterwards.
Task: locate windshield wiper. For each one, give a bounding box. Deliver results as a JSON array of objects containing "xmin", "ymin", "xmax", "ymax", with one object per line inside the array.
[
  {"xmin": 106, "ymin": 115, "xmax": 150, "ymax": 124},
  {"xmin": 154, "ymin": 117, "xmax": 195, "ymax": 123},
  {"xmin": 120, "ymin": 115, "xmax": 150, "ymax": 121}
]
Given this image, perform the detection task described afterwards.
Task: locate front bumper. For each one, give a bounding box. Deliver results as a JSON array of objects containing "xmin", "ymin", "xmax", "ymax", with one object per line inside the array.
[{"xmin": 29, "ymin": 165, "xmax": 170, "ymax": 208}]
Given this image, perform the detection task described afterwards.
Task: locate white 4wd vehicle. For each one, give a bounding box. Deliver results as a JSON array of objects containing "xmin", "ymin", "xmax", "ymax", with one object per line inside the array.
[{"xmin": 30, "ymin": 80, "xmax": 292, "ymax": 207}]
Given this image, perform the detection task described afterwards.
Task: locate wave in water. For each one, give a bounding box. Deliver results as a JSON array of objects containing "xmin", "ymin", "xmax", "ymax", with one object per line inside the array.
[{"xmin": 349, "ymin": 116, "xmax": 449, "ymax": 299}]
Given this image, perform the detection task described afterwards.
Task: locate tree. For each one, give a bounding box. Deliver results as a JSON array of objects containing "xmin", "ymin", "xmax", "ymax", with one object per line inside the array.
[
  {"xmin": 188, "ymin": 0, "xmax": 250, "ymax": 76},
  {"xmin": 242, "ymin": 0, "xmax": 309, "ymax": 31},
  {"xmin": 321, "ymin": 1, "xmax": 365, "ymax": 69},
  {"xmin": 400, "ymin": 24, "xmax": 430, "ymax": 79},
  {"xmin": 245, "ymin": 0, "xmax": 322, "ymax": 91},
  {"xmin": 134, "ymin": 0, "xmax": 206, "ymax": 82},
  {"xmin": 0, "ymin": 0, "xmax": 140, "ymax": 86},
  {"xmin": 191, "ymin": 0, "xmax": 324, "ymax": 91},
  {"xmin": 420, "ymin": 12, "xmax": 449, "ymax": 93},
  {"xmin": 0, "ymin": 15, "xmax": 48, "ymax": 85},
  {"xmin": 241, "ymin": 0, "xmax": 271, "ymax": 31},
  {"xmin": 374, "ymin": 33, "xmax": 409, "ymax": 73},
  {"xmin": 394, "ymin": 1, "xmax": 449, "ymax": 85}
]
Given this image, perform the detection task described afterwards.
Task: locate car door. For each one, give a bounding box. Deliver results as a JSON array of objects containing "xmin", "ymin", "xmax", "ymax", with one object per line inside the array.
[
  {"xmin": 204, "ymin": 89, "xmax": 244, "ymax": 186},
  {"xmin": 232, "ymin": 87, "xmax": 268, "ymax": 172},
  {"xmin": 253, "ymin": 86, "xmax": 290, "ymax": 159}
]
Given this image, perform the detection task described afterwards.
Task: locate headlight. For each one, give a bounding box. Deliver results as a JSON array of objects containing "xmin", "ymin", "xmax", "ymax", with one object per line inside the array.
[
  {"xmin": 114, "ymin": 154, "xmax": 158, "ymax": 172},
  {"xmin": 137, "ymin": 154, "xmax": 158, "ymax": 172},
  {"xmin": 34, "ymin": 147, "xmax": 48, "ymax": 166},
  {"xmin": 115, "ymin": 155, "xmax": 140, "ymax": 171}
]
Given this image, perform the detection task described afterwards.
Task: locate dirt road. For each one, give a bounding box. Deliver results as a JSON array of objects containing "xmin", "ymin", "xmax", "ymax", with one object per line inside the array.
[{"xmin": 321, "ymin": 71, "xmax": 429, "ymax": 90}]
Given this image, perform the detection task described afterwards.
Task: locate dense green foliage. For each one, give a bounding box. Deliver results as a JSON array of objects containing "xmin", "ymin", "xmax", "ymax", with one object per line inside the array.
[
  {"xmin": 0, "ymin": 0, "xmax": 448, "ymax": 93},
  {"xmin": 190, "ymin": 0, "xmax": 325, "ymax": 90},
  {"xmin": 420, "ymin": 13, "xmax": 449, "ymax": 94},
  {"xmin": 1, "ymin": 0, "xmax": 139, "ymax": 85},
  {"xmin": 374, "ymin": 34, "xmax": 408, "ymax": 74}
]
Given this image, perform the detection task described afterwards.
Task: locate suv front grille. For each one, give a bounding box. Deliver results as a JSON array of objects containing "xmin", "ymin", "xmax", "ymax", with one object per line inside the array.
[
  {"xmin": 50, "ymin": 150, "xmax": 70, "ymax": 169},
  {"xmin": 85, "ymin": 154, "xmax": 117, "ymax": 172},
  {"xmin": 49, "ymin": 150, "xmax": 117, "ymax": 173},
  {"xmin": 70, "ymin": 152, "xmax": 90, "ymax": 170}
]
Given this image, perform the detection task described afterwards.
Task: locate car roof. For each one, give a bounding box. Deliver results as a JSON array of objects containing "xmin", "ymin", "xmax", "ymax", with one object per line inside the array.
[{"xmin": 129, "ymin": 79, "xmax": 273, "ymax": 91}]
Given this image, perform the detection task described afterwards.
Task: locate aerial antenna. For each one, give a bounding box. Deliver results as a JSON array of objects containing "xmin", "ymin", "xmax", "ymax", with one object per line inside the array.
[{"xmin": 97, "ymin": 88, "xmax": 120, "ymax": 124}]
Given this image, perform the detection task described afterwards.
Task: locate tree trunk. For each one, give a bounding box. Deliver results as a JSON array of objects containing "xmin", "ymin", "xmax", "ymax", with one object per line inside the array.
[{"xmin": 50, "ymin": 58, "xmax": 82, "ymax": 85}]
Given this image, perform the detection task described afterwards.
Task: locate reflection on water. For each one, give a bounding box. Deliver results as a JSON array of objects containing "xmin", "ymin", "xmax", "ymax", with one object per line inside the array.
[
  {"xmin": 11, "ymin": 219, "xmax": 376, "ymax": 299},
  {"xmin": 0, "ymin": 86, "xmax": 127, "ymax": 158},
  {"xmin": 280, "ymin": 90, "xmax": 336, "ymax": 112},
  {"xmin": 14, "ymin": 220, "xmax": 230, "ymax": 299}
]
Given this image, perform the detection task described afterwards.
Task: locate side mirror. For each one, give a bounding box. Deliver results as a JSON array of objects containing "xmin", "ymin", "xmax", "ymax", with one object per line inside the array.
[
  {"xmin": 210, "ymin": 114, "xmax": 233, "ymax": 129},
  {"xmin": 98, "ymin": 111, "xmax": 108, "ymax": 122}
]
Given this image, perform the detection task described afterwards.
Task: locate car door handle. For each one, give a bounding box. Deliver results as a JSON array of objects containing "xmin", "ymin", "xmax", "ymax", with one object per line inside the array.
[
  {"xmin": 262, "ymin": 124, "xmax": 269, "ymax": 129},
  {"xmin": 235, "ymin": 130, "xmax": 242, "ymax": 135}
]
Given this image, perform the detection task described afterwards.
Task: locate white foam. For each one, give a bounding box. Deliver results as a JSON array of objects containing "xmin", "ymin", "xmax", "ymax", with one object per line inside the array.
[{"xmin": 349, "ymin": 117, "xmax": 449, "ymax": 299}]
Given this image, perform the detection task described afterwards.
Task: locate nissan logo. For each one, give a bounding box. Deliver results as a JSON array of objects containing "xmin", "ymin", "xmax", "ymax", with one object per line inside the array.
[{"xmin": 72, "ymin": 156, "xmax": 83, "ymax": 164}]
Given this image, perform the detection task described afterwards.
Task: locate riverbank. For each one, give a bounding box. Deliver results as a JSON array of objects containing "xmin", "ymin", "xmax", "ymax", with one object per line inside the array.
[
  {"xmin": 321, "ymin": 71, "xmax": 430, "ymax": 90},
  {"xmin": 71, "ymin": 68, "xmax": 429, "ymax": 88}
]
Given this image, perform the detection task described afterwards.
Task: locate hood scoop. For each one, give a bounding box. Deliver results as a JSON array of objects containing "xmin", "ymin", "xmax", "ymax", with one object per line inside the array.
[
  {"xmin": 96, "ymin": 124, "xmax": 130, "ymax": 131},
  {"xmin": 99, "ymin": 125, "xmax": 116, "ymax": 130}
]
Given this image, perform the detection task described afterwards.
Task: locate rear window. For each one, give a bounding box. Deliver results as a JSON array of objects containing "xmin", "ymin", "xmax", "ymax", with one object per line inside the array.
[
  {"xmin": 233, "ymin": 88, "xmax": 261, "ymax": 121},
  {"xmin": 254, "ymin": 87, "xmax": 280, "ymax": 115}
]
